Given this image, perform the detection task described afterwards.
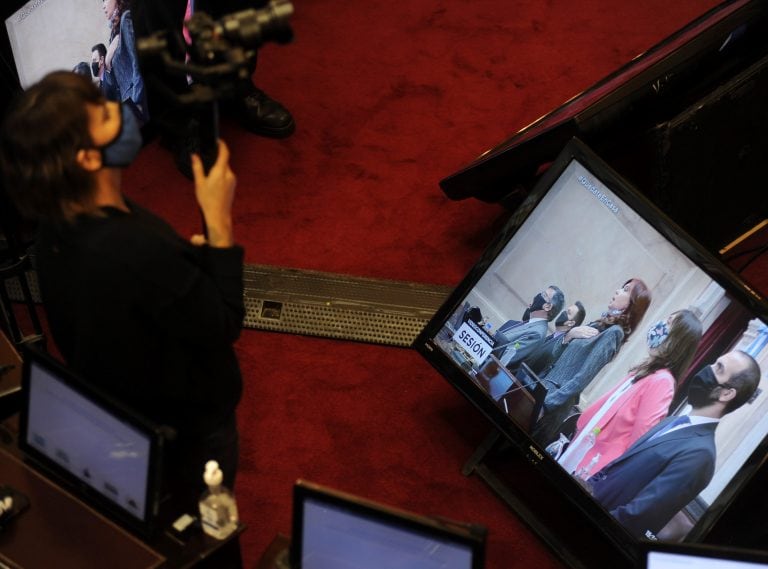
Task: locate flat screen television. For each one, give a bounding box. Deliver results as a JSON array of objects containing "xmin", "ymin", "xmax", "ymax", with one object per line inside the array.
[
  {"xmin": 438, "ymin": 0, "xmax": 768, "ymax": 248},
  {"xmin": 644, "ymin": 542, "xmax": 768, "ymax": 569},
  {"xmin": 2, "ymin": 0, "xmax": 149, "ymax": 123},
  {"xmin": 18, "ymin": 345, "xmax": 167, "ymax": 538},
  {"xmin": 4, "ymin": 0, "xmax": 109, "ymax": 89},
  {"xmin": 414, "ymin": 137, "xmax": 768, "ymax": 567},
  {"xmin": 290, "ymin": 479, "xmax": 487, "ymax": 569}
]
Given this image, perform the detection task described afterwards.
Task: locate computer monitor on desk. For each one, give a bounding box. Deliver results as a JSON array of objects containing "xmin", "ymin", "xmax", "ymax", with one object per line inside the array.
[
  {"xmin": 290, "ymin": 480, "xmax": 486, "ymax": 569},
  {"xmin": 645, "ymin": 542, "xmax": 768, "ymax": 569},
  {"xmin": 18, "ymin": 346, "xmax": 167, "ymax": 538}
]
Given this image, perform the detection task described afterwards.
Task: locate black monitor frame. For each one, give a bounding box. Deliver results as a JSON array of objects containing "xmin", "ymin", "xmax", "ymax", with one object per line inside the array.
[
  {"xmin": 439, "ymin": 0, "xmax": 768, "ymax": 231},
  {"xmin": 415, "ymin": 137, "xmax": 768, "ymax": 566},
  {"xmin": 290, "ymin": 479, "xmax": 487, "ymax": 569},
  {"xmin": 18, "ymin": 346, "xmax": 167, "ymax": 539}
]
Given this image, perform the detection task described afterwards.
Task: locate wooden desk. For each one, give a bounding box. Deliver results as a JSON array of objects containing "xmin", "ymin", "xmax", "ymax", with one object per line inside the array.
[
  {"xmin": 0, "ymin": 444, "xmax": 164, "ymax": 569},
  {"xmin": 0, "ymin": 330, "xmax": 22, "ymax": 398},
  {"xmin": 0, "ymin": 440, "xmax": 244, "ymax": 569},
  {"xmin": 0, "ymin": 331, "xmax": 22, "ymax": 422},
  {"xmin": 474, "ymin": 356, "xmax": 545, "ymax": 432}
]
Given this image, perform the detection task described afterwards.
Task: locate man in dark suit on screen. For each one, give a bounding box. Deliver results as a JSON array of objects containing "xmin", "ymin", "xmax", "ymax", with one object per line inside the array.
[
  {"xmin": 523, "ymin": 301, "xmax": 586, "ymax": 375},
  {"xmin": 491, "ymin": 285, "xmax": 565, "ymax": 369},
  {"xmin": 587, "ymin": 350, "xmax": 761, "ymax": 540}
]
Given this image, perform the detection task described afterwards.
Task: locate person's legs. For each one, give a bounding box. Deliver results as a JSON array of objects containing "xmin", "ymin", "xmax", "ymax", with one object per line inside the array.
[
  {"xmin": 532, "ymin": 395, "xmax": 579, "ymax": 446},
  {"xmin": 133, "ymin": 0, "xmax": 295, "ymax": 177},
  {"xmin": 132, "ymin": 0, "xmax": 197, "ymax": 146},
  {"xmin": 184, "ymin": 0, "xmax": 295, "ymax": 139}
]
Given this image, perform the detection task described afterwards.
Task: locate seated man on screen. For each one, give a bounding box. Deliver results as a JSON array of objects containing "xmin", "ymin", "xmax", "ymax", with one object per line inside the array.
[
  {"xmin": 92, "ymin": 44, "xmax": 107, "ymax": 85},
  {"xmin": 551, "ymin": 302, "xmax": 587, "ymax": 340},
  {"xmin": 523, "ymin": 301, "xmax": 586, "ymax": 376},
  {"xmin": 91, "ymin": 43, "xmax": 117, "ymax": 100},
  {"xmin": 586, "ymin": 350, "xmax": 761, "ymax": 540},
  {"xmin": 492, "ymin": 285, "xmax": 564, "ymax": 369}
]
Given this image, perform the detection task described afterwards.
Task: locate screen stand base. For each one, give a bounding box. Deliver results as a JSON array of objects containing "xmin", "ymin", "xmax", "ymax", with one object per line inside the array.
[{"xmin": 462, "ymin": 429, "xmax": 635, "ymax": 569}]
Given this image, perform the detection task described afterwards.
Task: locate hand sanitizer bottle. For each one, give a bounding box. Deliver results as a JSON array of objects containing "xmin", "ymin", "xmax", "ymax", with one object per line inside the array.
[
  {"xmin": 575, "ymin": 452, "xmax": 601, "ymax": 481},
  {"xmin": 558, "ymin": 427, "xmax": 600, "ymax": 475},
  {"xmin": 198, "ymin": 460, "xmax": 239, "ymax": 539}
]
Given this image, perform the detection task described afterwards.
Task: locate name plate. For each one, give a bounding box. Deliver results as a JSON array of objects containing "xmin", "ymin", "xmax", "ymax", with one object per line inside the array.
[{"xmin": 453, "ymin": 320, "xmax": 494, "ymax": 366}]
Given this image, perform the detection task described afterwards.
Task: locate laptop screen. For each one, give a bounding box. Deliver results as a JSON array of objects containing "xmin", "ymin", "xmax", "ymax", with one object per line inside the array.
[
  {"xmin": 291, "ymin": 480, "xmax": 486, "ymax": 569},
  {"xmin": 18, "ymin": 347, "xmax": 164, "ymax": 536}
]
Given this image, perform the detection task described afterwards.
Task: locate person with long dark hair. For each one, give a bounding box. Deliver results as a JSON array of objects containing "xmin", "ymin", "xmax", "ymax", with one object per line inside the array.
[
  {"xmin": 557, "ymin": 309, "xmax": 703, "ymax": 478},
  {"xmin": 532, "ymin": 278, "xmax": 652, "ymax": 444},
  {"xmin": 0, "ymin": 71, "xmax": 242, "ymax": 517}
]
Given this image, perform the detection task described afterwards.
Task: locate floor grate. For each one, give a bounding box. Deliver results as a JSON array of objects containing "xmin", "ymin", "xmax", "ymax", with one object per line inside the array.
[
  {"xmin": 242, "ymin": 264, "xmax": 452, "ymax": 347},
  {"xmin": 4, "ymin": 263, "xmax": 452, "ymax": 347}
]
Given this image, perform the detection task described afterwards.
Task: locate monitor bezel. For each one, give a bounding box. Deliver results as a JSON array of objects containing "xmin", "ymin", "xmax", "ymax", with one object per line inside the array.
[
  {"xmin": 415, "ymin": 137, "xmax": 768, "ymax": 564},
  {"xmin": 289, "ymin": 479, "xmax": 487, "ymax": 569},
  {"xmin": 17, "ymin": 345, "xmax": 166, "ymax": 539},
  {"xmin": 438, "ymin": 0, "xmax": 767, "ymax": 205}
]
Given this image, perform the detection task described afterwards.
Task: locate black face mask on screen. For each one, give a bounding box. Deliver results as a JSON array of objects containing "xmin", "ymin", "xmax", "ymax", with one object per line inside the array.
[{"xmin": 687, "ymin": 366, "xmax": 724, "ymax": 408}]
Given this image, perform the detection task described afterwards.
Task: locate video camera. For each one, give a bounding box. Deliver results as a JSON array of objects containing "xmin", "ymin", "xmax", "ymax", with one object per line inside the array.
[{"xmin": 136, "ymin": 0, "xmax": 294, "ymax": 164}]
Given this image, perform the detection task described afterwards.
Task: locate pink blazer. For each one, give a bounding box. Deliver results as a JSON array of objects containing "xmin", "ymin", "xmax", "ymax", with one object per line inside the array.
[{"xmin": 572, "ymin": 368, "xmax": 675, "ymax": 476}]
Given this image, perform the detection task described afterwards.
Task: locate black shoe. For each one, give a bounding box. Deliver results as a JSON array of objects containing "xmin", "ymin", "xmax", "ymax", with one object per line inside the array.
[{"xmin": 235, "ymin": 88, "xmax": 295, "ymax": 138}]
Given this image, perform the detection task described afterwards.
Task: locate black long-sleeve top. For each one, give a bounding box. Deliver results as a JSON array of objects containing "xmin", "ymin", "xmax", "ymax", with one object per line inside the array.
[{"xmin": 35, "ymin": 201, "xmax": 244, "ymax": 439}]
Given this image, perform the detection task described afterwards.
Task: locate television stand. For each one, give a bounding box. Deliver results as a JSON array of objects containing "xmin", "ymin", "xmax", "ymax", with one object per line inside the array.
[{"xmin": 462, "ymin": 429, "xmax": 634, "ymax": 569}]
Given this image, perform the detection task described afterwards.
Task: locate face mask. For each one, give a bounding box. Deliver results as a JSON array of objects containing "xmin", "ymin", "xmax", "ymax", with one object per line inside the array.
[
  {"xmin": 554, "ymin": 311, "xmax": 569, "ymax": 327},
  {"xmin": 521, "ymin": 308, "xmax": 530, "ymax": 322},
  {"xmin": 100, "ymin": 103, "xmax": 142, "ymax": 168},
  {"xmin": 646, "ymin": 320, "xmax": 670, "ymax": 349},
  {"xmin": 91, "ymin": 61, "xmax": 100, "ymax": 76},
  {"xmin": 687, "ymin": 366, "xmax": 723, "ymax": 408},
  {"xmin": 530, "ymin": 292, "xmax": 548, "ymax": 313}
]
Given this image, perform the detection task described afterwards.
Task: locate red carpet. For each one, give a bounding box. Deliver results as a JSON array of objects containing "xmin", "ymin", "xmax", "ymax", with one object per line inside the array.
[{"xmin": 121, "ymin": 1, "xmax": 731, "ymax": 567}]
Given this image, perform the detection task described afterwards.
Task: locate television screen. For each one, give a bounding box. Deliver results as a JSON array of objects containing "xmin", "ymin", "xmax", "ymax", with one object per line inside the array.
[
  {"xmin": 4, "ymin": 0, "xmax": 149, "ymax": 122},
  {"xmin": 18, "ymin": 346, "xmax": 165, "ymax": 537},
  {"xmin": 290, "ymin": 480, "xmax": 487, "ymax": 569},
  {"xmin": 415, "ymin": 138, "xmax": 768, "ymax": 564},
  {"xmin": 645, "ymin": 543, "xmax": 768, "ymax": 569},
  {"xmin": 5, "ymin": 0, "xmax": 107, "ymax": 89}
]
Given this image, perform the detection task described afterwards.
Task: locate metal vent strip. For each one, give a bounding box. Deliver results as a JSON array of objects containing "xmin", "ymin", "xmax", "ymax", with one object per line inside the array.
[
  {"xmin": 4, "ymin": 263, "xmax": 453, "ymax": 347},
  {"xmin": 242, "ymin": 264, "xmax": 453, "ymax": 347}
]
